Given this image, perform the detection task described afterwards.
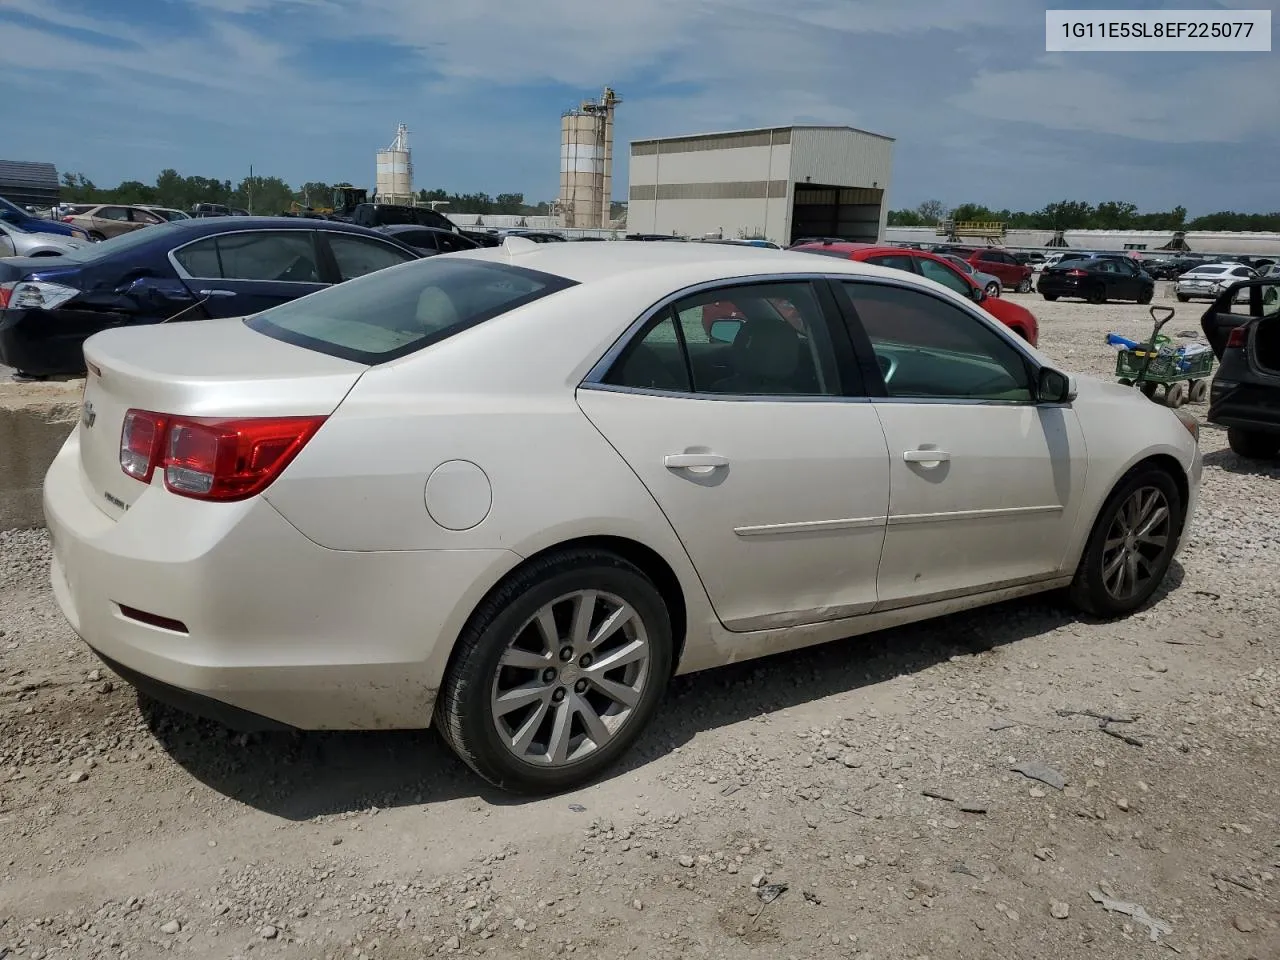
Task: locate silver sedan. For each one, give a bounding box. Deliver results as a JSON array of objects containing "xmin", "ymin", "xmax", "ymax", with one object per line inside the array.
[{"xmin": 0, "ymin": 219, "xmax": 92, "ymax": 258}]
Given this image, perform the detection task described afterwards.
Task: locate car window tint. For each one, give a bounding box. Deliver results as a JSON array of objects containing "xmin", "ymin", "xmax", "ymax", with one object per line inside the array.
[
  {"xmin": 842, "ymin": 282, "xmax": 1032, "ymax": 402},
  {"xmin": 866, "ymin": 254, "xmax": 916, "ymax": 272},
  {"xmin": 916, "ymin": 257, "xmax": 972, "ymax": 296},
  {"xmin": 611, "ymin": 282, "xmax": 841, "ymax": 397},
  {"xmin": 437, "ymin": 232, "xmax": 474, "ymax": 252},
  {"xmin": 247, "ymin": 258, "xmax": 574, "ymax": 364},
  {"xmin": 1098, "ymin": 261, "xmax": 1117, "ymax": 273},
  {"xmin": 396, "ymin": 230, "xmax": 437, "ymax": 250},
  {"xmin": 602, "ymin": 314, "xmax": 693, "ymax": 392},
  {"xmin": 212, "ymin": 231, "xmax": 321, "ymax": 282},
  {"xmin": 328, "ymin": 233, "xmax": 416, "ymax": 281},
  {"xmin": 173, "ymin": 236, "xmax": 222, "ymax": 278},
  {"xmin": 98, "ymin": 207, "xmax": 130, "ymax": 221}
]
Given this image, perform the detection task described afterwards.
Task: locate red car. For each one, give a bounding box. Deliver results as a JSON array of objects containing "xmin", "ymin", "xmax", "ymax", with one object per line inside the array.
[
  {"xmin": 789, "ymin": 242, "xmax": 1039, "ymax": 345},
  {"xmin": 935, "ymin": 245, "xmax": 1034, "ymax": 292}
]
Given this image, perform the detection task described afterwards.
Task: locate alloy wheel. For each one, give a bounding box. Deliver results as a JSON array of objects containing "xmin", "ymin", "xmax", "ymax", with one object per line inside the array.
[
  {"xmin": 490, "ymin": 590, "xmax": 651, "ymax": 767},
  {"xmin": 1100, "ymin": 486, "xmax": 1171, "ymax": 601}
]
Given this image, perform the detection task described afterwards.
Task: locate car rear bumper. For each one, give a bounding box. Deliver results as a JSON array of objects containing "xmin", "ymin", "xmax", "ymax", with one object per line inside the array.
[
  {"xmin": 1036, "ymin": 276, "xmax": 1083, "ymax": 296},
  {"xmin": 0, "ymin": 307, "xmax": 116, "ymax": 376},
  {"xmin": 44, "ymin": 430, "xmax": 520, "ymax": 730},
  {"xmin": 1207, "ymin": 378, "xmax": 1280, "ymax": 433}
]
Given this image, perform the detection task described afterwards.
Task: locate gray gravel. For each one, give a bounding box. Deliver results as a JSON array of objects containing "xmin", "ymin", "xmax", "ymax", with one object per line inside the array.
[{"xmin": 1, "ymin": 289, "xmax": 1277, "ymax": 960}]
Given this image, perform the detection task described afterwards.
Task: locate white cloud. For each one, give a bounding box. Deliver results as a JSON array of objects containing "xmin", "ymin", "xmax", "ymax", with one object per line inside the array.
[{"xmin": 955, "ymin": 56, "xmax": 1280, "ymax": 143}]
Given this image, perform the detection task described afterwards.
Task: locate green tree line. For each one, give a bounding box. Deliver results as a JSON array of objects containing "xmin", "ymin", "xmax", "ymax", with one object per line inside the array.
[
  {"xmin": 57, "ymin": 170, "xmax": 567, "ymax": 217},
  {"xmin": 888, "ymin": 199, "xmax": 1280, "ymax": 233}
]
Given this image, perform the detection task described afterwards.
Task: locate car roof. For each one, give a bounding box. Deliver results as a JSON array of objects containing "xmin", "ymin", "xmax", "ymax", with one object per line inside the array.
[
  {"xmin": 454, "ymin": 237, "xmax": 921, "ymax": 286},
  {"xmin": 153, "ymin": 215, "xmax": 390, "ymax": 237}
]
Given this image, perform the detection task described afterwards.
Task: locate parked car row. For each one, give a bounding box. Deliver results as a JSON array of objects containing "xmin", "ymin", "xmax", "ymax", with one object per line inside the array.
[{"xmin": 788, "ymin": 240, "xmax": 1039, "ymax": 344}]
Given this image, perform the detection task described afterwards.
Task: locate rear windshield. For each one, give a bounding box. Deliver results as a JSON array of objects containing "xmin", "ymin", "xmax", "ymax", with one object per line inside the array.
[
  {"xmin": 1187, "ymin": 266, "xmax": 1228, "ymax": 275},
  {"xmin": 245, "ymin": 256, "xmax": 577, "ymax": 364}
]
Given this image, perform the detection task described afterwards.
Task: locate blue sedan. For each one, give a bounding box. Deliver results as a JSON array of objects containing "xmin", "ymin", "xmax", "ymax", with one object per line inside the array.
[{"xmin": 0, "ymin": 217, "xmax": 421, "ymax": 377}]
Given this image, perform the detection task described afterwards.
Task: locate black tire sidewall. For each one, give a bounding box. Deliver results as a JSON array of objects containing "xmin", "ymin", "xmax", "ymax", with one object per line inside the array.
[
  {"xmin": 1071, "ymin": 466, "xmax": 1185, "ymax": 618},
  {"xmin": 1227, "ymin": 428, "xmax": 1280, "ymax": 460},
  {"xmin": 439, "ymin": 552, "xmax": 673, "ymax": 794}
]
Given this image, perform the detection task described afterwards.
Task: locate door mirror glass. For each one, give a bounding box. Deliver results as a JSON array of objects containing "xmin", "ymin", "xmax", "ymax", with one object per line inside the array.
[
  {"xmin": 708, "ymin": 318, "xmax": 744, "ymax": 344},
  {"xmin": 971, "ymin": 284, "xmax": 985, "ymax": 303},
  {"xmin": 1037, "ymin": 367, "xmax": 1076, "ymax": 403}
]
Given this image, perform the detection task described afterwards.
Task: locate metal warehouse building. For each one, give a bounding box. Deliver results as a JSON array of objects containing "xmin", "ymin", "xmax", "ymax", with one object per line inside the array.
[{"xmin": 627, "ymin": 125, "xmax": 894, "ymax": 246}]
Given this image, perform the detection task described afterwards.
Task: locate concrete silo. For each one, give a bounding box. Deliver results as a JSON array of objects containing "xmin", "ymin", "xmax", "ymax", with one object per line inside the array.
[
  {"xmin": 376, "ymin": 123, "xmax": 414, "ymax": 205},
  {"xmin": 558, "ymin": 87, "xmax": 620, "ymax": 229}
]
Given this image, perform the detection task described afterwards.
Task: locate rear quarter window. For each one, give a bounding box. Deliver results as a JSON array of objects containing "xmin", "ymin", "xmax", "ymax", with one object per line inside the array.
[{"xmin": 245, "ymin": 257, "xmax": 577, "ymax": 364}]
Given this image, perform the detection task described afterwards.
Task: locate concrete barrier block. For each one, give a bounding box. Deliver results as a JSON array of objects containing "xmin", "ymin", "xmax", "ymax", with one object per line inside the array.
[{"xmin": 1, "ymin": 382, "xmax": 84, "ymax": 530}]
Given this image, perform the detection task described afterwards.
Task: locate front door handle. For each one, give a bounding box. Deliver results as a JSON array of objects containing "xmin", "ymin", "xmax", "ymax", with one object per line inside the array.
[
  {"xmin": 903, "ymin": 449, "xmax": 951, "ymax": 465},
  {"xmin": 665, "ymin": 453, "xmax": 729, "ymax": 473},
  {"xmin": 198, "ymin": 289, "xmax": 237, "ymax": 298}
]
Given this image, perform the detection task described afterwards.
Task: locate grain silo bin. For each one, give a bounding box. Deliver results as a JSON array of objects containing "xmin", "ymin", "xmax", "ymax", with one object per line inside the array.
[
  {"xmin": 558, "ymin": 88, "xmax": 620, "ymax": 229},
  {"xmin": 376, "ymin": 123, "xmax": 414, "ymax": 205}
]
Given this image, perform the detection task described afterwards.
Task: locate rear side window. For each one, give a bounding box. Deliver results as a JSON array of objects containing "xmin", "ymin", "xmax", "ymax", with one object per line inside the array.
[
  {"xmin": 174, "ymin": 231, "xmax": 321, "ymax": 282},
  {"xmin": 325, "ymin": 233, "xmax": 416, "ymax": 281},
  {"xmin": 246, "ymin": 258, "xmax": 577, "ymax": 364}
]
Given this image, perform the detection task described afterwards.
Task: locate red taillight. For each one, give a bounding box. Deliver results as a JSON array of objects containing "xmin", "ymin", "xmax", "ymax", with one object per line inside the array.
[
  {"xmin": 0, "ymin": 282, "xmax": 11, "ymax": 309},
  {"xmin": 60, "ymin": 216, "xmax": 76, "ymax": 223},
  {"xmin": 1226, "ymin": 327, "xmax": 1248, "ymax": 349},
  {"xmin": 1066, "ymin": 269, "xmax": 1088, "ymax": 277},
  {"xmin": 120, "ymin": 411, "xmax": 325, "ymax": 501},
  {"xmin": 120, "ymin": 410, "xmax": 167, "ymax": 482}
]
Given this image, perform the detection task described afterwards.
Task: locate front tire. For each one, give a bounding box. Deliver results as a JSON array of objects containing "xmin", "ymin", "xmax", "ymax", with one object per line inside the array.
[
  {"xmin": 1043, "ymin": 293, "xmax": 1059, "ymax": 301},
  {"xmin": 87, "ymin": 231, "xmax": 106, "ymax": 241},
  {"xmin": 1068, "ymin": 465, "xmax": 1184, "ymax": 618},
  {"xmin": 435, "ymin": 548, "xmax": 673, "ymax": 794},
  {"xmin": 985, "ymin": 282, "xmax": 1000, "ymax": 298},
  {"xmin": 1176, "ymin": 293, "xmax": 1190, "ymax": 302},
  {"xmin": 1227, "ymin": 427, "xmax": 1280, "ymax": 460}
]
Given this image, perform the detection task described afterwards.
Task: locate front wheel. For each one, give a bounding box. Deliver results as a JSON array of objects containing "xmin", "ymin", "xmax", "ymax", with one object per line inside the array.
[
  {"xmin": 1042, "ymin": 293, "xmax": 1059, "ymax": 302},
  {"xmin": 1227, "ymin": 427, "xmax": 1280, "ymax": 460},
  {"xmin": 1068, "ymin": 465, "xmax": 1184, "ymax": 618},
  {"xmin": 435, "ymin": 548, "xmax": 674, "ymax": 794},
  {"xmin": 1016, "ymin": 278, "xmax": 1033, "ymax": 293},
  {"xmin": 88, "ymin": 231, "xmax": 106, "ymax": 241},
  {"xmin": 1176, "ymin": 293, "xmax": 1190, "ymax": 302},
  {"xmin": 985, "ymin": 282, "xmax": 1000, "ymax": 298}
]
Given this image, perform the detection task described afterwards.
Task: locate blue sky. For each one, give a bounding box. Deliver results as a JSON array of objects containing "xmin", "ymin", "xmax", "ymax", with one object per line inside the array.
[{"xmin": 1, "ymin": 0, "xmax": 1276, "ymax": 215}]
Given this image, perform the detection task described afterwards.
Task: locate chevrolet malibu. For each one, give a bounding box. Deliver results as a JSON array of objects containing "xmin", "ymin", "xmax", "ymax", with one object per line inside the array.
[{"xmin": 44, "ymin": 239, "xmax": 1203, "ymax": 793}]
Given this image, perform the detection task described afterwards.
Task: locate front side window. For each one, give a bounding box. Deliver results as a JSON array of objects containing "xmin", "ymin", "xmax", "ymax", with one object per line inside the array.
[
  {"xmin": 917, "ymin": 257, "xmax": 973, "ymax": 296},
  {"xmin": 326, "ymin": 233, "xmax": 417, "ymax": 281},
  {"xmin": 604, "ymin": 281, "xmax": 843, "ymax": 397},
  {"xmin": 842, "ymin": 281, "xmax": 1032, "ymax": 402},
  {"xmin": 246, "ymin": 258, "xmax": 575, "ymax": 364}
]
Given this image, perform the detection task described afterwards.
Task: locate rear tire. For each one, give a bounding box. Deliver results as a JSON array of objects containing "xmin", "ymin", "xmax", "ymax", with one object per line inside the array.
[
  {"xmin": 1088, "ymin": 284, "xmax": 1107, "ymax": 305},
  {"xmin": 435, "ymin": 548, "xmax": 674, "ymax": 794},
  {"xmin": 985, "ymin": 282, "xmax": 1000, "ymax": 298},
  {"xmin": 1137, "ymin": 287, "xmax": 1154, "ymax": 304},
  {"xmin": 1227, "ymin": 428, "xmax": 1280, "ymax": 460},
  {"xmin": 88, "ymin": 231, "xmax": 106, "ymax": 241},
  {"xmin": 1176, "ymin": 293, "xmax": 1190, "ymax": 303},
  {"xmin": 1068, "ymin": 465, "xmax": 1184, "ymax": 619},
  {"xmin": 1017, "ymin": 278, "xmax": 1033, "ymax": 293},
  {"xmin": 1042, "ymin": 294, "xmax": 1059, "ymax": 302}
]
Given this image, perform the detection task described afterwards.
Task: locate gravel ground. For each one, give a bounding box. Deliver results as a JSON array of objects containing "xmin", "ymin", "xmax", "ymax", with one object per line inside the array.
[{"xmin": 1, "ymin": 287, "xmax": 1277, "ymax": 960}]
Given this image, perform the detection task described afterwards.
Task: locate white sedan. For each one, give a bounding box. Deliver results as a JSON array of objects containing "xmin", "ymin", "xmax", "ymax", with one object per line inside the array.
[{"xmin": 44, "ymin": 239, "xmax": 1202, "ymax": 792}]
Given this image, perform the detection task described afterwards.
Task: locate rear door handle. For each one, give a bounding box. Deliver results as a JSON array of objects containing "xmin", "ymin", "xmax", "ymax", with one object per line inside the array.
[
  {"xmin": 665, "ymin": 453, "xmax": 729, "ymax": 472},
  {"xmin": 198, "ymin": 289, "xmax": 237, "ymax": 298},
  {"xmin": 903, "ymin": 449, "xmax": 951, "ymax": 464}
]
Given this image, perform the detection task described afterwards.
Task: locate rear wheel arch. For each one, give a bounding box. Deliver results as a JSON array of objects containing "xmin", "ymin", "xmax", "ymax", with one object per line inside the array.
[{"xmin": 443, "ymin": 535, "xmax": 689, "ymax": 682}]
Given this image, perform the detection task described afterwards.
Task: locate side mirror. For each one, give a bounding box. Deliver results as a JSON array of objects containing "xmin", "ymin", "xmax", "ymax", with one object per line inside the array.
[
  {"xmin": 1037, "ymin": 367, "xmax": 1077, "ymax": 404},
  {"xmin": 708, "ymin": 319, "xmax": 744, "ymax": 344},
  {"xmin": 971, "ymin": 284, "xmax": 985, "ymax": 304}
]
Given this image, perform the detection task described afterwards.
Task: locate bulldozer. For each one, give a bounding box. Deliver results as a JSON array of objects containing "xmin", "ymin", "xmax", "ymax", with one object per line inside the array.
[{"xmin": 283, "ymin": 184, "xmax": 369, "ymax": 220}]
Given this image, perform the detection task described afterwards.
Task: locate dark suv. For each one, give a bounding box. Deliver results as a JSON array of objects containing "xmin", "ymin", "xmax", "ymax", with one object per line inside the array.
[{"xmin": 1202, "ymin": 278, "xmax": 1280, "ymax": 459}]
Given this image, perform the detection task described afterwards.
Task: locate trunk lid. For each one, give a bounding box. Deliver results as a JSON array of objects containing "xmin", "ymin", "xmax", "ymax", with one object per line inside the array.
[{"xmin": 79, "ymin": 317, "xmax": 367, "ymax": 517}]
